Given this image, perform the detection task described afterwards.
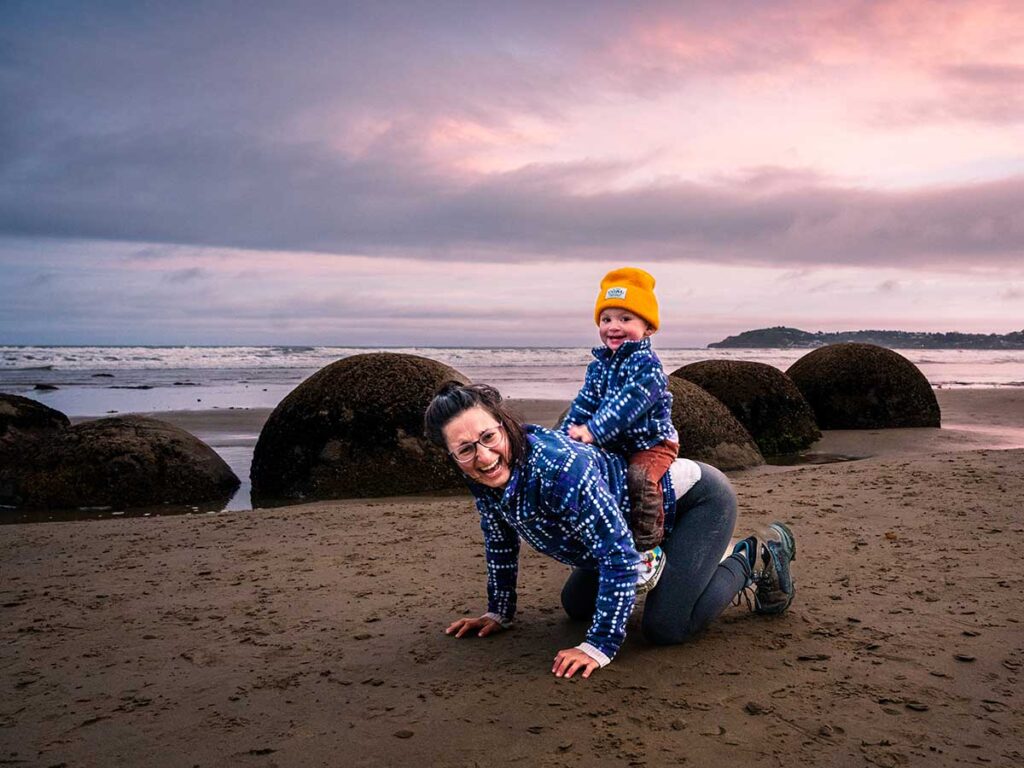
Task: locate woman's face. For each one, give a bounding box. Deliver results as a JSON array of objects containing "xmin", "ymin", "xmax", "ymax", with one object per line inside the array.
[{"xmin": 442, "ymin": 406, "xmax": 512, "ymax": 489}]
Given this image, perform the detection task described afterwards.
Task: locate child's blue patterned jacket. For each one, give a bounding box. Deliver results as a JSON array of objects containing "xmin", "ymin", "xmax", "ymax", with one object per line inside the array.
[
  {"xmin": 468, "ymin": 425, "xmax": 677, "ymax": 665},
  {"xmin": 561, "ymin": 338, "xmax": 678, "ymax": 454}
]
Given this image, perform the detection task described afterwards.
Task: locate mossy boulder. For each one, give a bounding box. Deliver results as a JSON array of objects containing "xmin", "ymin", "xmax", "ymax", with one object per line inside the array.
[
  {"xmin": 786, "ymin": 343, "xmax": 940, "ymax": 429},
  {"xmin": 0, "ymin": 414, "xmax": 239, "ymax": 509},
  {"xmin": 668, "ymin": 378, "xmax": 764, "ymax": 470},
  {"xmin": 671, "ymin": 360, "xmax": 820, "ymax": 456},
  {"xmin": 250, "ymin": 353, "xmax": 469, "ymax": 501}
]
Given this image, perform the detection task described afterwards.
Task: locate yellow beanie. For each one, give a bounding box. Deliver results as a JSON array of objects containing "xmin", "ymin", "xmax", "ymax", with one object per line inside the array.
[{"xmin": 594, "ymin": 267, "xmax": 659, "ymax": 331}]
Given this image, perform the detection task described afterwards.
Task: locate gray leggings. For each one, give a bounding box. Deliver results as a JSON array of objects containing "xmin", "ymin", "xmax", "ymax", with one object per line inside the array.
[{"xmin": 560, "ymin": 462, "xmax": 749, "ymax": 645}]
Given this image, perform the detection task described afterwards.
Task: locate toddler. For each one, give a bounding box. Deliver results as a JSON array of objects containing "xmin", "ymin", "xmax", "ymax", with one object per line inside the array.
[{"xmin": 562, "ymin": 267, "xmax": 679, "ymax": 593}]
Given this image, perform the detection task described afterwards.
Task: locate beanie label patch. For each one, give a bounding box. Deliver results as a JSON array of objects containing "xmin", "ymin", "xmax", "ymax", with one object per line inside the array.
[{"xmin": 605, "ymin": 287, "xmax": 627, "ymax": 299}]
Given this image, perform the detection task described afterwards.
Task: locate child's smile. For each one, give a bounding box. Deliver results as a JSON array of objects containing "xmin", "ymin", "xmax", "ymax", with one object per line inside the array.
[{"xmin": 598, "ymin": 308, "xmax": 652, "ymax": 351}]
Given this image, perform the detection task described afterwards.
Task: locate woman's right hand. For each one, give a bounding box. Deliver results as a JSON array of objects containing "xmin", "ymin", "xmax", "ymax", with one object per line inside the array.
[{"xmin": 445, "ymin": 614, "xmax": 504, "ymax": 638}]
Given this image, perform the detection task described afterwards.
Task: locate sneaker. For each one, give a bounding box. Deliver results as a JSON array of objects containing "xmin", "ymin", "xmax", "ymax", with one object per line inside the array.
[
  {"xmin": 728, "ymin": 536, "xmax": 759, "ymax": 610},
  {"xmin": 636, "ymin": 546, "xmax": 667, "ymax": 595},
  {"xmin": 754, "ymin": 522, "xmax": 796, "ymax": 615}
]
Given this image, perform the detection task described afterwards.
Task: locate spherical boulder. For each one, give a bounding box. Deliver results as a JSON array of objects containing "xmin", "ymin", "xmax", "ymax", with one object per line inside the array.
[
  {"xmin": 0, "ymin": 415, "xmax": 239, "ymax": 509},
  {"xmin": 251, "ymin": 353, "xmax": 470, "ymax": 501},
  {"xmin": 0, "ymin": 394, "xmax": 70, "ymax": 457},
  {"xmin": 671, "ymin": 360, "xmax": 820, "ymax": 456},
  {"xmin": 786, "ymin": 343, "xmax": 940, "ymax": 429},
  {"xmin": 668, "ymin": 378, "xmax": 765, "ymax": 470}
]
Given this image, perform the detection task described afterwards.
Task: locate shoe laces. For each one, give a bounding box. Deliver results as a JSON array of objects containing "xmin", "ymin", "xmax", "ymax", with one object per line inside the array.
[{"xmin": 733, "ymin": 580, "xmax": 757, "ymax": 611}]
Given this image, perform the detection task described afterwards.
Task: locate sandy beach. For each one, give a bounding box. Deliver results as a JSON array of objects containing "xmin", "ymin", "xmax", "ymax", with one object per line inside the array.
[{"xmin": 3, "ymin": 389, "xmax": 1024, "ymax": 767}]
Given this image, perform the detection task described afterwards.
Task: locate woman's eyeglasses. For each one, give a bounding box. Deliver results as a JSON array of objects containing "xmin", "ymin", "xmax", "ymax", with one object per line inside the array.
[{"xmin": 450, "ymin": 425, "xmax": 505, "ymax": 464}]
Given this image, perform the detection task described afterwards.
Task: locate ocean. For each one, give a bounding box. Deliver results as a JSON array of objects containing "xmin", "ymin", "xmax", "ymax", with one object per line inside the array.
[{"xmin": 4, "ymin": 345, "xmax": 1024, "ymax": 418}]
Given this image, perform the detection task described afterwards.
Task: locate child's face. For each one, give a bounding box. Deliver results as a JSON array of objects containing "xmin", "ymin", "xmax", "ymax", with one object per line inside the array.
[{"xmin": 598, "ymin": 308, "xmax": 652, "ymax": 352}]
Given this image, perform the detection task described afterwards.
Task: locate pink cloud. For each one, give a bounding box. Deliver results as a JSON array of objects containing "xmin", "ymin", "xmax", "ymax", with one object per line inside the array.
[{"xmin": 583, "ymin": 0, "xmax": 1024, "ymax": 130}]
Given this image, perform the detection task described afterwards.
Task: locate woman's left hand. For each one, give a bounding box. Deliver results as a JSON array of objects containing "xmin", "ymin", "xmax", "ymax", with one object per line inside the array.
[{"xmin": 552, "ymin": 648, "xmax": 600, "ymax": 679}]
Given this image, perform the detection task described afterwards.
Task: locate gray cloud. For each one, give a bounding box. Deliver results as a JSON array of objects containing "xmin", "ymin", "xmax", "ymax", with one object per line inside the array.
[
  {"xmin": 4, "ymin": 127, "xmax": 1022, "ymax": 269},
  {"xmin": 26, "ymin": 272, "xmax": 57, "ymax": 287},
  {"xmin": 164, "ymin": 267, "xmax": 205, "ymax": 283},
  {"xmin": 1002, "ymin": 286, "xmax": 1023, "ymax": 301},
  {"xmin": 128, "ymin": 246, "xmax": 184, "ymax": 261}
]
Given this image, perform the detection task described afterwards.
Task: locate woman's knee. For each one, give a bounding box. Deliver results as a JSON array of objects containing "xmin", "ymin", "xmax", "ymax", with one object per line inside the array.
[
  {"xmin": 560, "ymin": 570, "xmax": 597, "ymax": 621},
  {"xmin": 696, "ymin": 462, "xmax": 737, "ymax": 509},
  {"xmin": 560, "ymin": 590, "xmax": 593, "ymax": 622},
  {"xmin": 642, "ymin": 613, "xmax": 698, "ymax": 646}
]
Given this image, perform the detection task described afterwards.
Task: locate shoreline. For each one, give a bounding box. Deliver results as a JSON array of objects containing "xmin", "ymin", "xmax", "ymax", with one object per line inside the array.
[
  {"xmin": 38, "ymin": 389, "xmax": 1023, "ymax": 522},
  {"xmin": 110, "ymin": 388, "xmax": 1024, "ymax": 463},
  {"xmin": 73, "ymin": 387, "xmax": 1024, "ymax": 442}
]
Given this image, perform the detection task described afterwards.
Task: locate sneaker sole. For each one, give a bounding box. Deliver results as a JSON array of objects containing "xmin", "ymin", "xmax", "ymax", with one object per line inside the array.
[
  {"xmin": 756, "ymin": 583, "xmax": 795, "ymax": 616},
  {"xmin": 636, "ymin": 554, "xmax": 667, "ymax": 595}
]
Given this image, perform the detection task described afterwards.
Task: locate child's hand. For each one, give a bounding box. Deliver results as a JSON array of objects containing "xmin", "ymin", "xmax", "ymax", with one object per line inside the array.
[{"xmin": 568, "ymin": 424, "xmax": 595, "ymax": 444}]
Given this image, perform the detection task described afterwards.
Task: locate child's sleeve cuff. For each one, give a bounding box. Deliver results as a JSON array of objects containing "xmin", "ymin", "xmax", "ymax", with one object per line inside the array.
[
  {"xmin": 483, "ymin": 612, "xmax": 514, "ymax": 628},
  {"xmin": 575, "ymin": 642, "xmax": 612, "ymax": 667}
]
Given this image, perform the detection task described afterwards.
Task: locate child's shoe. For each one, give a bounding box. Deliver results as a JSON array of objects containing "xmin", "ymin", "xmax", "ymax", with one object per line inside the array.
[
  {"xmin": 754, "ymin": 522, "xmax": 796, "ymax": 615},
  {"xmin": 636, "ymin": 546, "xmax": 666, "ymax": 595}
]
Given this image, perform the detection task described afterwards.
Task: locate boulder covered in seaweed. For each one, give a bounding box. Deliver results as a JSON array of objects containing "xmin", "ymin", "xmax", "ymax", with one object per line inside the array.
[
  {"xmin": 251, "ymin": 353, "xmax": 470, "ymax": 501},
  {"xmin": 671, "ymin": 360, "xmax": 820, "ymax": 455},
  {"xmin": 786, "ymin": 343, "xmax": 940, "ymax": 429}
]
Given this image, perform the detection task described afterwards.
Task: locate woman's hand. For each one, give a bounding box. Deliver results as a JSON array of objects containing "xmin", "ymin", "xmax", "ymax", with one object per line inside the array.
[
  {"xmin": 552, "ymin": 648, "xmax": 601, "ymax": 679},
  {"xmin": 445, "ymin": 614, "xmax": 504, "ymax": 638}
]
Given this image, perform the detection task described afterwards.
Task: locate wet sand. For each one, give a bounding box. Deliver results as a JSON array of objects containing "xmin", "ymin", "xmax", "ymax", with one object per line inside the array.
[
  {"xmin": 4, "ymin": 389, "xmax": 1024, "ymax": 766},
  {"xmin": 94, "ymin": 388, "xmax": 1024, "ymax": 454}
]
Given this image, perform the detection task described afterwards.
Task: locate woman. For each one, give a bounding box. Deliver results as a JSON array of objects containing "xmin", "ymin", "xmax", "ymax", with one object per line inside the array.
[{"xmin": 423, "ymin": 382, "xmax": 796, "ymax": 679}]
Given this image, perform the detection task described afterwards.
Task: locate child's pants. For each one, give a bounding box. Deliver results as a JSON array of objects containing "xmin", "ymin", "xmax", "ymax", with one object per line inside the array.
[{"xmin": 628, "ymin": 439, "xmax": 679, "ymax": 550}]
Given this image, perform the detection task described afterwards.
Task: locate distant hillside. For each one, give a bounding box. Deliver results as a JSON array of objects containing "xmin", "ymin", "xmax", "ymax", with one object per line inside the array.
[{"xmin": 708, "ymin": 326, "xmax": 1024, "ymax": 350}]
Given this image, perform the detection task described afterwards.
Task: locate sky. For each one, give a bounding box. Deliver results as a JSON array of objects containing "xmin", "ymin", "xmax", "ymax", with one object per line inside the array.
[{"xmin": 1, "ymin": 0, "xmax": 1022, "ymax": 347}]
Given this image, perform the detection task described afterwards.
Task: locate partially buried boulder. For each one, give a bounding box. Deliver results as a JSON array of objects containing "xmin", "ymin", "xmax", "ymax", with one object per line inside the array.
[
  {"xmin": 786, "ymin": 343, "xmax": 940, "ymax": 429},
  {"xmin": 0, "ymin": 414, "xmax": 239, "ymax": 509},
  {"xmin": 668, "ymin": 378, "xmax": 765, "ymax": 470},
  {"xmin": 0, "ymin": 393, "xmax": 70, "ymax": 458},
  {"xmin": 251, "ymin": 353, "xmax": 469, "ymax": 501},
  {"xmin": 671, "ymin": 360, "xmax": 820, "ymax": 456}
]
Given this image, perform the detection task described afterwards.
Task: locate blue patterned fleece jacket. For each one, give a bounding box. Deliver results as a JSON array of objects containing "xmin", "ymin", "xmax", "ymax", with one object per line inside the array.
[
  {"xmin": 561, "ymin": 338, "xmax": 678, "ymax": 455},
  {"xmin": 468, "ymin": 425, "xmax": 677, "ymax": 665}
]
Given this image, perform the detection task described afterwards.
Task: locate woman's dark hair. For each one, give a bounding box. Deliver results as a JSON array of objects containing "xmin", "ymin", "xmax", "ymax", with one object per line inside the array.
[{"xmin": 424, "ymin": 381, "xmax": 528, "ymax": 468}]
